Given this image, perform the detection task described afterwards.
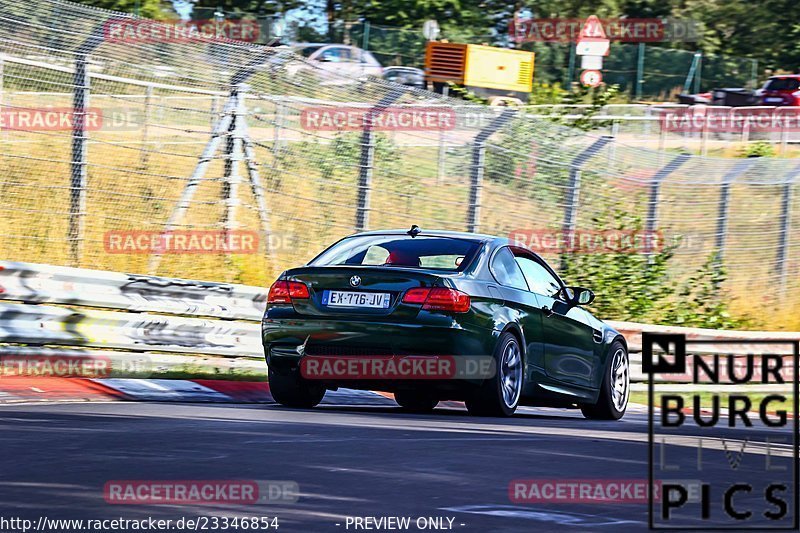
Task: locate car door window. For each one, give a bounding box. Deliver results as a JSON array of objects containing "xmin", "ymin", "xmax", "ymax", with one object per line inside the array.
[
  {"xmin": 490, "ymin": 247, "xmax": 528, "ymax": 291},
  {"xmin": 319, "ymin": 47, "xmax": 351, "ymax": 63},
  {"xmin": 515, "ymin": 256, "xmax": 562, "ymax": 298}
]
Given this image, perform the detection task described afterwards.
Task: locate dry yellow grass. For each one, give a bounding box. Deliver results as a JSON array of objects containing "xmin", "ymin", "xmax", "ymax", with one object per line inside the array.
[{"xmin": 1, "ymin": 93, "xmax": 798, "ymax": 330}]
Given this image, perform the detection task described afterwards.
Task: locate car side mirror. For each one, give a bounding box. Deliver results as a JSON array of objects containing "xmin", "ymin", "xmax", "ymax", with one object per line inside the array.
[{"xmin": 563, "ymin": 286, "xmax": 595, "ymax": 306}]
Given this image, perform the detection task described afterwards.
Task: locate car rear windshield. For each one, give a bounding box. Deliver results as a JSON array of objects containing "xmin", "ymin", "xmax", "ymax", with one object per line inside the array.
[
  {"xmin": 309, "ymin": 235, "xmax": 483, "ymax": 271},
  {"xmin": 765, "ymin": 78, "xmax": 800, "ymax": 91}
]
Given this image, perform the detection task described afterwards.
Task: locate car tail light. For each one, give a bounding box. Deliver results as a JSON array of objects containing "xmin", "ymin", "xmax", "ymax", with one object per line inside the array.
[
  {"xmin": 402, "ymin": 287, "xmax": 429, "ymax": 304},
  {"xmin": 268, "ymin": 280, "xmax": 309, "ymax": 304},
  {"xmin": 401, "ymin": 287, "xmax": 470, "ymax": 313}
]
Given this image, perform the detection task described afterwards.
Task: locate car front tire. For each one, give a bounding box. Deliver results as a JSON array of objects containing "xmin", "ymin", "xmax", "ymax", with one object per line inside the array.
[
  {"xmin": 268, "ymin": 363, "xmax": 326, "ymax": 408},
  {"xmin": 581, "ymin": 341, "xmax": 629, "ymax": 420},
  {"xmin": 465, "ymin": 332, "xmax": 523, "ymax": 417}
]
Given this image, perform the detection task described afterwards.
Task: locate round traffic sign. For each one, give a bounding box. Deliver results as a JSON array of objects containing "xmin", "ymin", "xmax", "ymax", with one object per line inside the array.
[
  {"xmin": 580, "ymin": 69, "xmax": 603, "ymax": 87},
  {"xmin": 422, "ymin": 20, "xmax": 440, "ymax": 41}
]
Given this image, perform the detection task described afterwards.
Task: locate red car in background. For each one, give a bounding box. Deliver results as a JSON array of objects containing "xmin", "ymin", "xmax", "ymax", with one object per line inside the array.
[{"xmin": 758, "ymin": 75, "xmax": 800, "ymax": 106}]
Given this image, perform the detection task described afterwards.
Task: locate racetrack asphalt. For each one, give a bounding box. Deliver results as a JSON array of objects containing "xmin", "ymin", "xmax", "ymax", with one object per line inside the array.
[{"xmin": 0, "ymin": 399, "xmax": 795, "ymax": 532}]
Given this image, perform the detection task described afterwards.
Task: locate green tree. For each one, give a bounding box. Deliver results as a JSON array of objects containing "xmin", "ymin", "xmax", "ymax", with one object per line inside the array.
[{"xmin": 76, "ymin": 0, "xmax": 175, "ymax": 18}]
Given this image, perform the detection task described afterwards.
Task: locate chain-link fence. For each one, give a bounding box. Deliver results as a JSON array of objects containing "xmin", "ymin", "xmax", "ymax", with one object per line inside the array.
[
  {"xmin": 326, "ymin": 22, "xmax": 759, "ymax": 100},
  {"xmin": 0, "ymin": 0, "xmax": 797, "ymax": 325}
]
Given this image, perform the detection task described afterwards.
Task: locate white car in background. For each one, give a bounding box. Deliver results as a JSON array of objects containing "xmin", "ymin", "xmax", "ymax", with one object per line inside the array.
[{"xmin": 291, "ymin": 43, "xmax": 383, "ymax": 83}]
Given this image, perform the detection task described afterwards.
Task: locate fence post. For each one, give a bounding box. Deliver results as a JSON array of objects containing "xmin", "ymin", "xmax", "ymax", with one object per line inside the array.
[
  {"xmin": 68, "ymin": 28, "xmax": 104, "ymax": 266},
  {"xmin": 714, "ymin": 160, "xmax": 754, "ymax": 272},
  {"xmin": 566, "ymin": 44, "xmax": 576, "ymax": 90},
  {"xmin": 780, "ymin": 110, "xmax": 789, "ymax": 156},
  {"xmin": 467, "ymin": 108, "xmax": 517, "ymax": 233},
  {"xmin": 635, "ymin": 43, "xmax": 645, "ymax": 101},
  {"xmin": 700, "ymin": 111, "xmax": 709, "ymax": 156},
  {"xmin": 138, "ymin": 84, "xmax": 153, "ymax": 168},
  {"xmin": 273, "ymin": 100, "xmax": 283, "ymax": 153},
  {"xmin": 607, "ymin": 120, "xmax": 619, "ymax": 166},
  {"xmin": 437, "ymin": 126, "xmax": 447, "ymax": 185},
  {"xmin": 221, "ymin": 85, "xmax": 243, "ymax": 237},
  {"xmin": 210, "ymin": 94, "xmax": 219, "ymax": 129},
  {"xmin": 361, "ymin": 20, "xmax": 370, "ymax": 52},
  {"xmin": 69, "ymin": 57, "xmax": 89, "ymax": 265},
  {"xmin": 559, "ymin": 136, "xmax": 613, "ymax": 270},
  {"xmin": 645, "ymin": 154, "xmax": 690, "ymax": 257},
  {"xmin": 355, "ymin": 88, "xmax": 405, "ymax": 232},
  {"xmin": 694, "ymin": 52, "xmax": 703, "ymax": 94},
  {"xmin": 0, "ymin": 55, "xmax": 4, "ymax": 113},
  {"xmin": 776, "ymin": 164, "xmax": 800, "ymax": 294}
]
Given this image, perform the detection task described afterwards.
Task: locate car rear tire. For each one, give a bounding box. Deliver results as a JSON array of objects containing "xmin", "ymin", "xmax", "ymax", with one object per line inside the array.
[
  {"xmin": 465, "ymin": 332, "xmax": 523, "ymax": 417},
  {"xmin": 580, "ymin": 341, "xmax": 629, "ymax": 420},
  {"xmin": 268, "ymin": 364, "xmax": 326, "ymax": 408},
  {"xmin": 394, "ymin": 390, "xmax": 438, "ymax": 413}
]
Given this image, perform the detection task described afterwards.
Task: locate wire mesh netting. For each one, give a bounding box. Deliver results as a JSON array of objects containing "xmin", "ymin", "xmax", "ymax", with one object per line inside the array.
[{"xmin": 0, "ymin": 0, "xmax": 797, "ymax": 324}]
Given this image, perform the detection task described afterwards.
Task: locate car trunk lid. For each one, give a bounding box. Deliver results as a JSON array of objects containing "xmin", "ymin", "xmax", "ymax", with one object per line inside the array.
[{"xmin": 282, "ymin": 266, "xmax": 445, "ymax": 319}]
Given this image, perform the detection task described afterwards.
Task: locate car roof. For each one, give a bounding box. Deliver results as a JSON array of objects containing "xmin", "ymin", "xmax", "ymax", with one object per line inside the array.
[
  {"xmin": 352, "ymin": 228, "xmax": 507, "ymax": 243},
  {"xmin": 293, "ymin": 43, "xmax": 362, "ymax": 49},
  {"xmin": 769, "ymin": 74, "xmax": 800, "ymax": 79}
]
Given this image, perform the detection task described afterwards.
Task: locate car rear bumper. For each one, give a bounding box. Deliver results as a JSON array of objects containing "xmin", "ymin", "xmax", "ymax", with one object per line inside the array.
[
  {"xmin": 262, "ymin": 317, "xmax": 498, "ymax": 397},
  {"xmin": 263, "ymin": 317, "xmax": 496, "ymax": 361}
]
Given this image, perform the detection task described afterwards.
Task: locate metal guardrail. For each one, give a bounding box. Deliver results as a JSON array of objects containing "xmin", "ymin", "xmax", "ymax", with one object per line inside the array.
[
  {"xmin": 0, "ymin": 260, "xmax": 265, "ymax": 320},
  {"xmin": 1, "ymin": 261, "xmax": 797, "ymax": 382}
]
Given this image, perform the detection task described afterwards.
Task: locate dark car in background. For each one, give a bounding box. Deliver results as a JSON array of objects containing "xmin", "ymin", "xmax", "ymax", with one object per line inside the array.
[
  {"xmin": 382, "ymin": 66, "xmax": 426, "ymax": 89},
  {"xmin": 261, "ymin": 229, "xmax": 630, "ymax": 419},
  {"xmin": 758, "ymin": 75, "xmax": 800, "ymax": 106}
]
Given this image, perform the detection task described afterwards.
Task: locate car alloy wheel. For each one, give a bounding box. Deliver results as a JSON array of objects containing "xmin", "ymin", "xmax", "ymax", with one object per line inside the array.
[
  {"xmin": 610, "ymin": 347, "xmax": 629, "ymax": 413},
  {"xmin": 500, "ymin": 339, "xmax": 523, "ymax": 409},
  {"xmin": 465, "ymin": 332, "xmax": 523, "ymax": 417}
]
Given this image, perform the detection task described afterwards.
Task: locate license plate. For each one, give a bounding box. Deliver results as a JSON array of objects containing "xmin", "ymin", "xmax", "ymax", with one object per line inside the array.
[
  {"xmin": 765, "ymin": 97, "xmax": 783, "ymax": 103},
  {"xmin": 322, "ymin": 290, "xmax": 391, "ymax": 309}
]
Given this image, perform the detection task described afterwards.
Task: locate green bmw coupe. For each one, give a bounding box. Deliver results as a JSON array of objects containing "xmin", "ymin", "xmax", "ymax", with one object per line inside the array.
[{"xmin": 262, "ymin": 227, "xmax": 629, "ymax": 419}]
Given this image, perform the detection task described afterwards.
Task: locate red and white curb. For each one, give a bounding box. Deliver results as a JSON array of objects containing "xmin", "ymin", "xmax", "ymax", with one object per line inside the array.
[
  {"xmin": 0, "ymin": 378, "xmax": 648, "ymax": 415},
  {"xmin": 0, "ymin": 377, "xmax": 395, "ymax": 405}
]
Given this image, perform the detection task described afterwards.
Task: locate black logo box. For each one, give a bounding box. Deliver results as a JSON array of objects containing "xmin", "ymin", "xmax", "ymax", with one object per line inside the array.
[{"xmin": 644, "ymin": 333, "xmax": 800, "ymax": 530}]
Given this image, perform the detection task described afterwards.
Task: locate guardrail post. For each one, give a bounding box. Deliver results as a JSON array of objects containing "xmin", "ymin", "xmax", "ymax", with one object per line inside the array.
[
  {"xmin": 776, "ymin": 164, "xmax": 800, "ymax": 294},
  {"xmin": 467, "ymin": 108, "xmax": 517, "ymax": 233},
  {"xmin": 69, "ymin": 28, "xmax": 104, "ymax": 266},
  {"xmin": 355, "ymin": 88, "xmax": 405, "ymax": 232},
  {"xmin": 714, "ymin": 159, "xmax": 754, "ymax": 273},
  {"xmin": 560, "ymin": 136, "xmax": 613, "ymax": 270}
]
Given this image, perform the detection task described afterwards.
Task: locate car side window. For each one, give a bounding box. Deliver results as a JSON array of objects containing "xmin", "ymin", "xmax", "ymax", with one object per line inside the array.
[
  {"xmin": 515, "ymin": 256, "xmax": 562, "ymax": 298},
  {"xmin": 320, "ymin": 47, "xmax": 351, "ymax": 63},
  {"xmin": 361, "ymin": 51, "xmax": 379, "ymax": 65},
  {"xmin": 490, "ymin": 247, "xmax": 528, "ymax": 291}
]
